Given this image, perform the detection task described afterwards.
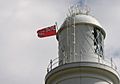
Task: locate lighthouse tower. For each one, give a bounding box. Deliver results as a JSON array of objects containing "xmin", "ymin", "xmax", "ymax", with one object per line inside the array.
[{"xmin": 45, "ymin": 2, "xmax": 120, "ymax": 84}]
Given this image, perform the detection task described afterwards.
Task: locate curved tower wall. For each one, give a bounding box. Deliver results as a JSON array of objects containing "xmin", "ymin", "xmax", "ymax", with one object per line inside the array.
[
  {"xmin": 45, "ymin": 62, "xmax": 120, "ymax": 84},
  {"xmin": 57, "ymin": 15, "xmax": 105, "ymax": 65}
]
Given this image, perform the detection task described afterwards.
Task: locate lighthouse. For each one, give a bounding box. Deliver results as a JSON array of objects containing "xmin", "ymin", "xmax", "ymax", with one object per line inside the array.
[{"xmin": 45, "ymin": 1, "xmax": 120, "ymax": 84}]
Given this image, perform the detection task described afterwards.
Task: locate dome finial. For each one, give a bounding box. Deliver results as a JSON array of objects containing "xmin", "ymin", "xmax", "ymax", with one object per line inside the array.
[{"xmin": 68, "ymin": 0, "xmax": 90, "ymax": 16}]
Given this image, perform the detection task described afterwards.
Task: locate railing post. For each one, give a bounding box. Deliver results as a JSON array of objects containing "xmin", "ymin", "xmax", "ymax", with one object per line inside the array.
[
  {"xmin": 98, "ymin": 55, "xmax": 100, "ymax": 63},
  {"xmin": 115, "ymin": 65, "xmax": 117, "ymax": 70},
  {"xmin": 111, "ymin": 58, "xmax": 113, "ymax": 68},
  {"xmin": 50, "ymin": 59, "xmax": 53, "ymax": 70},
  {"xmin": 47, "ymin": 67, "xmax": 49, "ymax": 73}
]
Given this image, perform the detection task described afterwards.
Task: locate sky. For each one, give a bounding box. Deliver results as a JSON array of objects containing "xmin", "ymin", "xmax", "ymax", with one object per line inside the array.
[{"xmin": 0, "ymin": 0, "xmax": 120, "ymax": 84}]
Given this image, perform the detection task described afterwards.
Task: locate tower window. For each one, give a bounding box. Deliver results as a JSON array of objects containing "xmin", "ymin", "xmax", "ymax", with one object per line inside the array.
[{"xmin": 93, "ymin": 27, "xmax": 104, "ymax": 56}]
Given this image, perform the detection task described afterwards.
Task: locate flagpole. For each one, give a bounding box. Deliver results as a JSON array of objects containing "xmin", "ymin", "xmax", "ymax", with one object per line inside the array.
[
  {"xmin": 66, "ymin": 14, "xmax": 69, "ymax": 63},
  {"xmin": 74, "ymin": 16, "xmax": 76, "ymax": 61},
  {"xmin": 55, "ymin": 22, "xmax": 58, "ymax": 32},
  {"xmin": 73, "ymin": 10, "xmax": 76, "ymax": 62}
]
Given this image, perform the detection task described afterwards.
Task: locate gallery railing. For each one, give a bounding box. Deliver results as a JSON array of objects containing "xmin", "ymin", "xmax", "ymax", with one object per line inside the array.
[{"xmin": 47, "ymin": 55, "xmax": 117, "ymax": 73}]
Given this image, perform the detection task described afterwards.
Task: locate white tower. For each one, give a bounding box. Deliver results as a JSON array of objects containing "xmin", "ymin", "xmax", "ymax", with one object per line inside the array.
[{"xmin": 45, "ymin": 1, "xmax": 120, "ymax": 84}]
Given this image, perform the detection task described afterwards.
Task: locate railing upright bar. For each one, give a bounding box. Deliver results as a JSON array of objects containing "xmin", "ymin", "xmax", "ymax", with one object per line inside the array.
[
  {"xmin": 111, "ymin": 58, "xmax": 113, "ymax": 68},
  {"xmin": 50, "ymin": 59, "xmax": 53, "ymax": 71}
]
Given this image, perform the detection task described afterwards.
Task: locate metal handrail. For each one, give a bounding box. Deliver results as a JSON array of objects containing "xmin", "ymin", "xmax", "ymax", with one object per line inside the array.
[{"xmin": 47, "ymin": 55, "xmax": 117, "ymax": 73}]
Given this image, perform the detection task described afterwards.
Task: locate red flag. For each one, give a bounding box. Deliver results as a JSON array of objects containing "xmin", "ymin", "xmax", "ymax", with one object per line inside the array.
[{"xmin": 37, "ymin": 25, "xmax": 56, "ymax": 38}]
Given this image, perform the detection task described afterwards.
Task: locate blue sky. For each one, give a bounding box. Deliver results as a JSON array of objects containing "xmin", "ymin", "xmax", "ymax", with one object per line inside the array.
[{"xmin": 0, "ymin": 0, "xmax": 120, "ymax": 84}]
